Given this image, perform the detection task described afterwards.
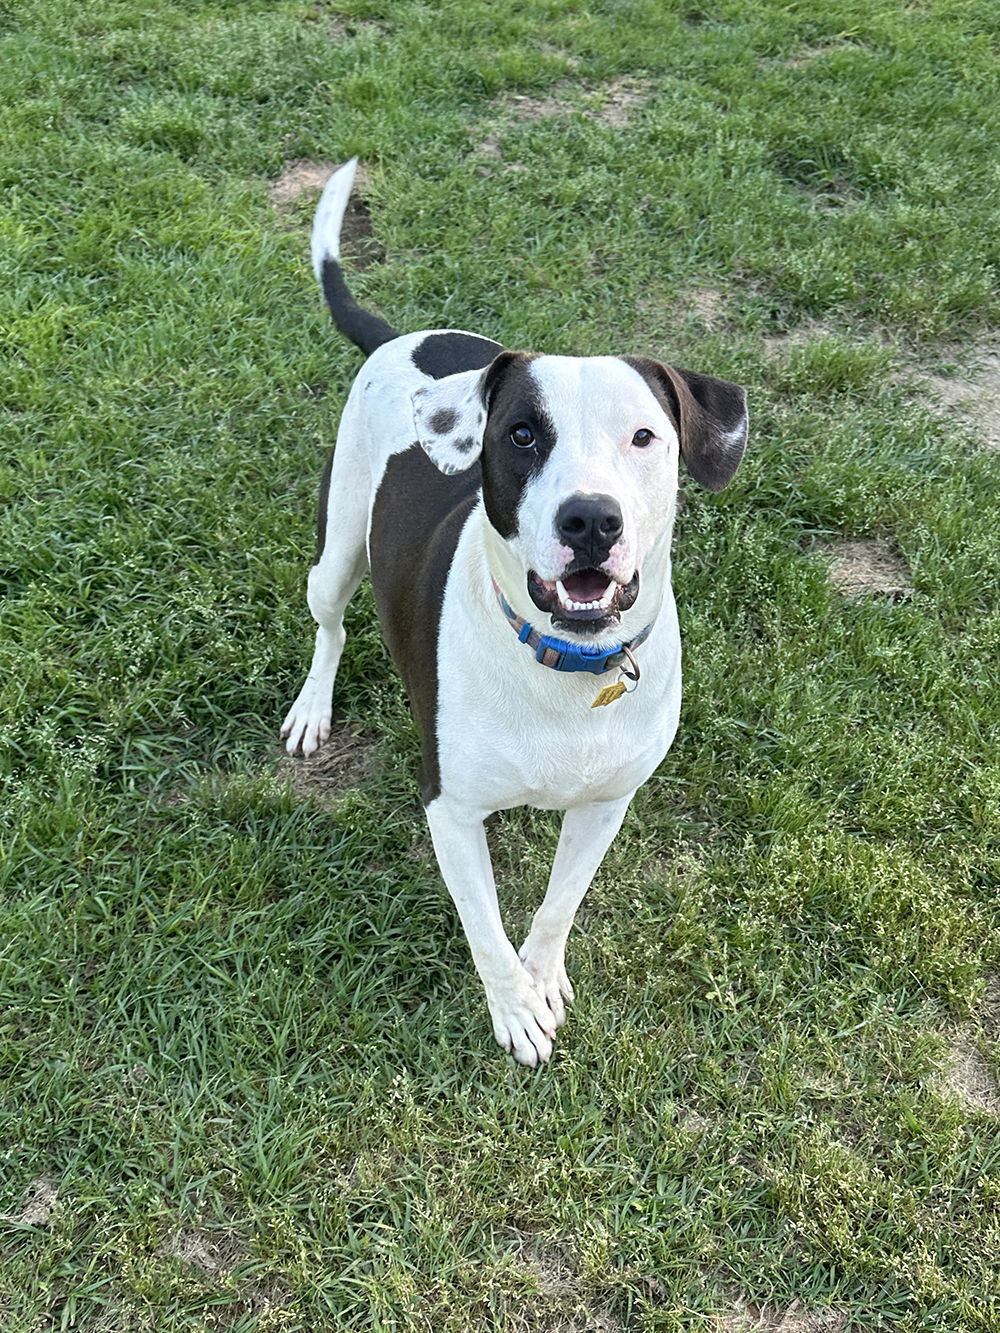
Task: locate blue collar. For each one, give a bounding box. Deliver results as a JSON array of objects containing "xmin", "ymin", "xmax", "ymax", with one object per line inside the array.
[{"xmin": 491, "ymin": 577, "xmax": 652, "ymax": 676}]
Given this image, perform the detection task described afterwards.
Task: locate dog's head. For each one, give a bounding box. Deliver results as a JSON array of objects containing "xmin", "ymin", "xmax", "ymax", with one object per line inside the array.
[{"xmin": 413, "ymin": 351, "xmax": 747, "ymax": 639}]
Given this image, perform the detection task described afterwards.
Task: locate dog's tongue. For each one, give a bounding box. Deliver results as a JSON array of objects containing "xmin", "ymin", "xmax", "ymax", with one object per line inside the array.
[{"xmin": 562, "ymin": 568, "xmax": 610, "ymax": 602}]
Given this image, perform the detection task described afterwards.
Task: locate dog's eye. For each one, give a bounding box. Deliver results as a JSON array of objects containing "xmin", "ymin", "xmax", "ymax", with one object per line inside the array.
[
  {"xmin": 510, "ymin": 423, "xmax": 535, "ymax": 449},
  {"xmin": 632, "ymin": 428, "xmax": 654, "ymax": 447}
]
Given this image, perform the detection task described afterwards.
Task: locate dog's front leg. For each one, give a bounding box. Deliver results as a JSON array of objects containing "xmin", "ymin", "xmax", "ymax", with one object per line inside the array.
[
  {"xmin": 425, "ymin": 798, "xmax": 558, "ymax": 1067},
  {"xmin": 518, "ymin": 793, "xmax": 634, "ymax": 1028}
]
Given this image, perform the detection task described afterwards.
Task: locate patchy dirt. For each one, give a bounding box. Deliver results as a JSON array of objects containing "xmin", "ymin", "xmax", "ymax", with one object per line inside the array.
[
  {"xmin": 773, "ymin": 1308, "xmax": 848, "ymax": 1332},
  {"xmin": 155, "ymin": 1228, "xmax": 240, "ymax": 1274},
  {"xmin": 497, "ymin": 89, "xmax": 575, "ymax": 121},
  {"xmin": 278, "ymin": 723, "xmax": 378, "ymax": 803},
  {"xmin": 591, "ymin": 76, "xmax": 651, "ymax": 127},
  {"xmin": 537, "ymin": 42, "xmax": 581, "ymax": 70},
  {"xmin": 676, "ymin": 286, "xmax": 729, "ymax": 332},
  {"xmin": 268, "ymin": 159, "xmax": 384, "ymax": 268},
  {"xmin": 490, "ymin": 76, "xmax": 651, "ymax": 128},
  {"xmin": 939, "ymin": 1037, "xmax": 1000, "ymax": 1117},
  {"xmin": 302, "ymin": 6, "xmax": 387, "ymax": 41},
  {"xmin": 715, "ymin": 1303, "xmax": 847, "ymax": 1332},
  {"xmin": 476, "ymin": 134, "xmax": 504, "ymax": 160},
  {"xmin": 978, "ymin": 975, "xmax": 1000, "ymax": 1039},
  {"xmin": 762, "ymin": 320, "xmax": 838, "ymax": 355},
  {"xmin": 524, "ymin": 1245, "xmax": 578, "ymax": 1298},
  {"xmin": 679, "ymin": 1109, "xmax": 712, "ymax": 1134},
  {"xmin": 916, "ymin": 343, "xmax": 1000, "ymax": 450},
  {"xmin": 152, "ymin": 1227, "xmax": 295, "ymax": 1323},
  {"xmin": 553, "ymin": 1314, "xmax": 623, "ymax": 1333},
  {"xmin": 1, "ymin": 1177, "xmax": 58, "ymax": 1226},
  {"xmin": 782, "ymin": 44, "xmax": 844, "ymax": 69},
  {"xmin": 268, "ymin": 158, "xmax": 340, "ymax": 208},
  {"xmin": 816, "ymin": 538, "xmax": 913, "ymax": 599}
]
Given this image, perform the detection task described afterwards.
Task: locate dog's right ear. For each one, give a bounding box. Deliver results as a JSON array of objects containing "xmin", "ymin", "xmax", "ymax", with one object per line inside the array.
[
  {"xmin": 624, "ymin": 356, "xmax": 749, "ymax": 492},
  {"xmin": 412, "ymin": 351, "xmax": 521, "ymax": 475}
]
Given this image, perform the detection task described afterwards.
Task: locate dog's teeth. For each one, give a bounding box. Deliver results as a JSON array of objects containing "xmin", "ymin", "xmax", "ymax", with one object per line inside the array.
[{"xmin": 556, "ymin": 582, "xmax": 615, "ymax": 613}]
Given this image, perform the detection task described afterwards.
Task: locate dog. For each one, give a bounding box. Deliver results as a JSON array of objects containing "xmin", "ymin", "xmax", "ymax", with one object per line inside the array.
[{"xmin": 281, "ymin": 159, "xmax": 748, "ymax": 1066}]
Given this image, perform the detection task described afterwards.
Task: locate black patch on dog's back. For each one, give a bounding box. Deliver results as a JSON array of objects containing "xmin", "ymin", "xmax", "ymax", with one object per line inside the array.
[
  {"xmin": 369, "ymin": 445, "xmax": 481, "ymax": 804},
  {"xmin": 412, "ymin": 332, "xmax": 502, "ymax": 380}
]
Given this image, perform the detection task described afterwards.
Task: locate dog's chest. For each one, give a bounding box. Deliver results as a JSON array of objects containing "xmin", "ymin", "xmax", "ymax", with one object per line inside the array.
[
  {"xmin": 433, "ymin": 539, "xmax": 682, "ymax": 813},
  {"xmin": 444, "ymin": 700, "xmax": 674, "ymax": 809}
]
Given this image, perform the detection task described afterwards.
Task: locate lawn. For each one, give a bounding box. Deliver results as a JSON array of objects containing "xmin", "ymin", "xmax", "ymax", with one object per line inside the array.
[{"xmin": 1, "ymin": 0, "xmax": 999, "ymax": 1329}]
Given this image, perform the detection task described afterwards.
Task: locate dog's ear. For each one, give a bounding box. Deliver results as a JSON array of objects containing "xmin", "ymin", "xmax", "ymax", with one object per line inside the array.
[
  {"xmin": 625, "ymin": 357, "xmax": 749, "ymax": 491},
  {"xmin": 412, "ymin": 370, "xmax": 488, "ymax": 475},
  {"xmin": 412, "ymin": 351, "xmax": 523, "ymax": 475}
]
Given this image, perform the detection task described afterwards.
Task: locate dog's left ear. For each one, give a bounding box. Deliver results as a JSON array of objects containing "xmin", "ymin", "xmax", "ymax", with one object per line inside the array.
[
  {"xmin": 626, "ymin": 357, "xmax": 749, "ymax": 491},
  {"xmin": 413, "ymin": 351, "xmax": 525, "ymax": 475},
  {"xmin": 412, "ymin": 370, "xmax": 488, "ymax": 475}
]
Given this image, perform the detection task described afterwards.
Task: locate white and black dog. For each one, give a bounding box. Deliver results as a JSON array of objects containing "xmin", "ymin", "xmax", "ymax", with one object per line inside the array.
[{"xmin": 281, "ymin": 160, "xmax": 748, "ymax": 1066}]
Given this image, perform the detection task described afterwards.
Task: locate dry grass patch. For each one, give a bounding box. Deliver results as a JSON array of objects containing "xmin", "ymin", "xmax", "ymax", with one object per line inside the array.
[
  {"xmin": 268, "ymin": 158, "xmax": 339, "ymax": 208},
  {"xmin": 553, "ymin": 1314, "xmax": 623, "ymax": 1333},
  {"xmin": 269, "ymin": 159, "xmax": 384, "ymax": 268},
  {"xmin": 490, "ymin": 76, "xmax": 651, "ymax": 128},
  {"xmin": 938, "ymin": 1037, "xmax": 1000, "ymax": 1117},
  {"xmin": 676, "ymin": 285, "xmax": 729, "ymax": 331},
  {"xmin": 591, "ymin": 75, "xmax": 651, "ymax": 127},
  {"xmin": 301, "ymin": 5, "xmax": 387, "ymax": 42},
  {"xmin": 816, "ymin": 538, "xmax": 912, "ymax": 599},
  {"xmin": 978, "ymin": 974, "xmax": 1000, "ymax": 1038},
  {"xmin": 917, "ymin": 342, "xmax": 1000, "ymax": 450},
  {"xmin": 521, "ymin": 1243, "xmax": 578, "ymax": 1298},
  {"xmin": 679, "ymin": 1109, "xmax": 712, "ymax": 1134},
  {"xmin": 496, "ymin": 88, "xmax": 575, "ymax": 121},
  {"xmin": 633, "ymin": 287, "xmax": 729, "ymax": 353},
  {"xmin": 715, "ymin": 1302, "xmax": 848, "ymax": 1331},
  {"xmin": 763, "ymin": 320, "xmax": 838, "ymax": 355},
  {"xmin": 277, "ymin": 723, "xmax": 378, "ymax": 803},
  {"xmin": 783, "ymin": 45, "xmax": 845, "ymax": 69},
  {"xmin": 1, "ymin": 1178, "xmax": 59, "ymax": 1227},
  {"xmin": 151, "ymin": 1226, "xmax": 296, "ymax": 1325},
  {"xmin": 474, "ymin": 77, "xmax": 650, "ymax": 175},
  {"xmin": 537, "ymin": 41, "xmax": 582, "ymax": 70},
  {"xmin": 155, "ymin": 1227, "xmax": 247, "ymax": 1275}
]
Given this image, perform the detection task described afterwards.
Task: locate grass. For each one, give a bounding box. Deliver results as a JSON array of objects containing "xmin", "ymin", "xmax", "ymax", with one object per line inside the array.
[{"xmin": 1, "ymin": 0, "xmax": 999, "ymax": 1328}]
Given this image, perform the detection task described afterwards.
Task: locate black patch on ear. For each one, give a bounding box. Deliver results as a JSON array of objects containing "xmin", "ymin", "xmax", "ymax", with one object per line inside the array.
[
  {"xmin": 479, "ymin": 354, "xmax": 555, "ymax": 539},
  {"xmin": 429, "ymin": 408, "xmax": 457, "ymax": 435},
  {"xmin": 624, "ymin": 356, "xmax": 748, "ymax": 491},
  {"xmin": 412, "ymin": 332, "xmax": 503, "ymax": 379},
  {"xmin": 452, "ymin": 436, "xmax": 476, "ymax": 453}
]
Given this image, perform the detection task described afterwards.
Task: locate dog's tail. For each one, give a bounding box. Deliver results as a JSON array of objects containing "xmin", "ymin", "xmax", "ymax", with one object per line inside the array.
[{"xmin": 311, "ymin": 158, "xmax": 400, "ymax": 357}]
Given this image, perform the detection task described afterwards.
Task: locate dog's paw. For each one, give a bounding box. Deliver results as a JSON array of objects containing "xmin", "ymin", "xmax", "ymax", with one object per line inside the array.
[
  {"xmin": 279, "ymin": 691, "xmax": 331, "ymax": 757},
  {"xmin": 517, "ymin": 945, "xmax": 574, "ymax": 1030},
  {"xmin": 485, "ymin": 973, "xmax": 558, "ymax": 1067}
]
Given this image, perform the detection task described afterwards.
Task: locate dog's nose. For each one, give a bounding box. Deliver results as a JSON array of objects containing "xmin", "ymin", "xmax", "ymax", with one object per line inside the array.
[{"xmin": 555, "ymin": 493, "xmax": 624, "ymax": 558}]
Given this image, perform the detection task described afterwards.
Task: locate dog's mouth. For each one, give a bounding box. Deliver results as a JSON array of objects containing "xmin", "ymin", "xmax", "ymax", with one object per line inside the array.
[{"xmin": 527, "ymin": 567, "xmax": 640, "ymax": 633}]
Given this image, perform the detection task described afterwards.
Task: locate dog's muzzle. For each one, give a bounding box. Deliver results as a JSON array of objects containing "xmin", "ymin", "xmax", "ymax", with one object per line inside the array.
[{"xmin": 527, "ymin": 567, "xmax": 640, "ymax": 632}]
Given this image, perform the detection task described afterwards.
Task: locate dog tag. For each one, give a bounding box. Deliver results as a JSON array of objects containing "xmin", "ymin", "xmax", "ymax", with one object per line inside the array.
[{"xmin": 591, "ymin": 680, "xmax": 627, "ymax": 708}]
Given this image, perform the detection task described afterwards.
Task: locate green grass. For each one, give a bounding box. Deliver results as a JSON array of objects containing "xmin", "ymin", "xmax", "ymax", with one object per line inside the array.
[{"xmin": 2, "ymin": 0, "xmax": 999, "ymax": 1328}]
